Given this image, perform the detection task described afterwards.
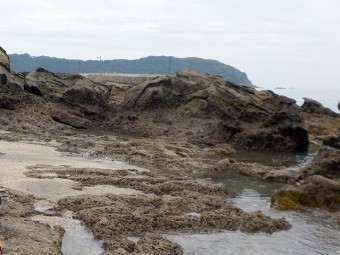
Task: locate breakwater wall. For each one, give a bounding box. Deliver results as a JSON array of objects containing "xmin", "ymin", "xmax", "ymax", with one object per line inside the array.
[{"xmin": 81, "ymin": 73, "xmax": 166, "ymax": 85}]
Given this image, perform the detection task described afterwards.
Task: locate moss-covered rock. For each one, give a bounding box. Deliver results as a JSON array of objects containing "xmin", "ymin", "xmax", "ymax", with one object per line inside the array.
[{"xmin": 271, "ymin": 175, "xmax": 340, "ymax": 212}]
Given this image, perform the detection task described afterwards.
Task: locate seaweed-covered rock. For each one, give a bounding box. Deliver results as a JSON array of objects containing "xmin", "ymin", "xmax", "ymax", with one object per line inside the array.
[
  {"xmin": 135, "ymin": 234, "xmax": 183, "ymax": 255},
  {"xmin": 271, "ymin": 175, "xmax": 340, "ymax": 212}
]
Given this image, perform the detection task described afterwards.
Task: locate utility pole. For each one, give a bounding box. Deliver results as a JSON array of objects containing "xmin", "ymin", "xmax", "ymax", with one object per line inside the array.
[
  {"xmin": 168, "ymin": 56, "xmax": 171, "ymax": 74},
  {"xmin": 78, "ymin": 60, "xmax": 81, "ymax": 73},
  {"xmin": 97, "ymin": 56, "xmax": 102, "ymax": 73}
]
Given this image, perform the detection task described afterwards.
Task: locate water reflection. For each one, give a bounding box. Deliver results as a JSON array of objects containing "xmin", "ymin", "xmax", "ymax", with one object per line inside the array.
[
  {"xmin": 233, "ymin": 150, "xmax": 316, "ymax": 168},
  {"xmin": 168, "ymin": 152, "xmax": 340, "ymax": 255},
  {"xmin": 62, "ymin": 223, "xmax": 104, "ymax": 255},
  {"xmin": 169, "ymin": 188, "xmax": 340, "ymax": 255}
]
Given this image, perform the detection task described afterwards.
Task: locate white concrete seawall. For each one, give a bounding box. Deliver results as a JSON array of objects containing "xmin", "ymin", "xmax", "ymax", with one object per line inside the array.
[{"xmin": 81, "ymin": 73, "xmax": 166, "ymax": 85}]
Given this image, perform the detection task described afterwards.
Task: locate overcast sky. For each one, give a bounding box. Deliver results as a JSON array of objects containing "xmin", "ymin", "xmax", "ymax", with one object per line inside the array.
[{"xmin": 1, "ymin": 0, "xmax": 340, "ymax": 98}]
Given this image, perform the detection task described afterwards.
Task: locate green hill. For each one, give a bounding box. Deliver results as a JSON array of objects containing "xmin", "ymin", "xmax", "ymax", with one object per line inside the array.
[{"xmin": 9, "ymin": 53, "xmax": 253, "ymax": 86}]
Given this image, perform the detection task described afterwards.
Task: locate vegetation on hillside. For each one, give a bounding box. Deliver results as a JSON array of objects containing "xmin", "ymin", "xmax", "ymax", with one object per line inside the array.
[{"xmin": 9, "ymin": 53, "xmax": 252, "ymax": 86}]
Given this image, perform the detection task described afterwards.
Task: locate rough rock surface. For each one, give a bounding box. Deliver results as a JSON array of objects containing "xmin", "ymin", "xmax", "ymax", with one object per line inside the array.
[
  {"xmin": 323, "ymin": 133, "xmax": 340, "ymax": 149},
  {"xmin": 271, "ymin": 175, "xmax": 340, "ymax": 212},
  {"xmin": 0, "ymin": 47, "xmax": 25, "ymax": 110},
  {"xmin": 0, "ymin": 189, "xmax": 63, "ymax": 254},
  {"xmin": 297, "ymin": 147, "xmax": 340, "ymax": 180},
  {"xmin": 0, "ymin": 54, "xmax": 111, "ymax": 132},
  {"xmin": 26, "ymin": 164, "xmax": 290, "ymax": 254},
  {"xmin": 0, "ymin": 46, "xmax": 10, "ymax": 86},
  {"xmin": 122, "ymin": 69, "xmax": 309, "ymax": 151},
  {"xmin": 3, "ymin": 44, "xmax": 340, "ymax": 253},
  {"xmin": 229, "ymin": 146, "xmax": 340, "ymax": 184},
  {"xmin": 301, "ymin": 98, "xmax": 339, "ymax": 118},
  {"xmin": 102, "ymin": 234, "xmax": 183, "ymax": 255},
  {"xmin": 1, "ymin": 46, "xmax": 311, "ymax": 152},
  {"xmin": 25, "ymin": 68, "xmax": 110, "ymax": 106}
]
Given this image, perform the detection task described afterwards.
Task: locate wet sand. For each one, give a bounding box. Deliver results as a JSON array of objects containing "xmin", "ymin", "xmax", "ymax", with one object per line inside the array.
[{"xmin": 0, "ymin": 140, "xmax": 147, "ymax": 201}]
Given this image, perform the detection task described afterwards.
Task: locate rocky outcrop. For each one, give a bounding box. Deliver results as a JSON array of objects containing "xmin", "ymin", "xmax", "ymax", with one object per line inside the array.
[
  {"xmin": 25, "ymin": 69, "xmax": 111, "ymax": 106},
  {"xmin": 323, "ymin": 133, "xmax": 340, "ymax": 149},
  {"xmin": 271, "ymin": 175, "xmax": 340, "ymax": 212},
  {"xmin": 232, "ymin": 145, "xmax": 340, "ymax": 184},
  {"xmin": 123, "ymin": 69, "xmax": 309, "ymax": 151},
  {"xmin": 61, "ymin": 75, "xmax": 111, "ymax": 107},
  {"xmin": 0, "ymin": 47, "xmax": 25, "ymax": 91},
  {"xmin": 55, "ymin": 167, "xmax": 290, "ymax": 253},
  {"xmin": 301, "ymin": 98, "xmax": 339, "ymax": 117},
  {"xmin": 25, "ymin": 68, "xmax": 71, "ymax": 98},
  {"xmin": 0, "ymin": 47, "xmax": 25, "ymax": 110},
  {"xmin": 297, "ymin": 147, "xmax": 340, "ymax": 180},
  {"xmin": 0, "ymin": 46, "xmax": 10, "ymax": 86},
  {"xmin": 0, "ymin": 189, "xmax": 63, "ymax": 254},
  {"xmin": 270, "ymin": 145, "xmax": 340, "ymax": 213},
  {"xmin": 1, "ymin": 45, "xmax": 310, "ymax": 151},
  {"xmin": 0, "ymin": 44, "xmax": 112, "ymax": 131},
  {"xmin": 103, "ymin": 234, "xmax": 183, "ymax": 255},
  {"xmin": 50, "ymin": 109, "xmax": 92, "ymax": 129}
]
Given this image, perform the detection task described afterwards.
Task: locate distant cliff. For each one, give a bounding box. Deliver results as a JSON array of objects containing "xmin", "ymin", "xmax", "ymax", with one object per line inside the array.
[{"xmin": 9, "ymin": 54, "xmax": 253, "ymax": 86}]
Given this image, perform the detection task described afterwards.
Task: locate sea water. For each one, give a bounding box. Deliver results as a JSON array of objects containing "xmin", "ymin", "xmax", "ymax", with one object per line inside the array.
[
  {"xmin": 167, "ymin": 152, "xmax": 340, "ymax": 255},
  {"xmin": 260, "ymin": 85, "xmax": 340, "ymax": 113}
]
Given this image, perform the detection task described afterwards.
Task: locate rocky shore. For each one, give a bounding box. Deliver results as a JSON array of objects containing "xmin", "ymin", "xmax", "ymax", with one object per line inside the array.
[{"xmin": 1, "ymin": 45, "xmax": 339, "ymax": 254}]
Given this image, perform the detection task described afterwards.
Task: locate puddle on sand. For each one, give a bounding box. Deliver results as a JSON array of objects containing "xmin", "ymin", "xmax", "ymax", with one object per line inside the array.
[
  {"xmin": 33, "ymin": 204, "xmax": 104, "ymax": 255},
  {"xmin": 62, "ymin": 222, "xmax": 104, "ymax": 255},
  {"xmin": 34, "ymin": 200, "xmax": 56, "ymax": 214},
  {"xmin": 0, "ymin": 140, "xmax": 149, "ymax": 199}
]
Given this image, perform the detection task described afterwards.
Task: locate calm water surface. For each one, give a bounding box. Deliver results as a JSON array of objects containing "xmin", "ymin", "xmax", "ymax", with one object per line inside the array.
[
  {"xmin": 168, "ymin": 152, "xmax": 340, "ymax": 255},
  {"xmin": 263, "ymin": 86, "xmax": 340, "ymax": 113}
]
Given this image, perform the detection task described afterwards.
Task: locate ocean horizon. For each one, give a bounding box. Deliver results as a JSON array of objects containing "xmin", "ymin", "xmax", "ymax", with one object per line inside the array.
[{"xmin": 259, "ymin": 85, "xmax": 339, "ymax": 113}]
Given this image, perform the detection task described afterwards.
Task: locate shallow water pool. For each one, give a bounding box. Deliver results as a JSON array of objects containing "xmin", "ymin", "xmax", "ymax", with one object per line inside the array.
[{"xmin": 168, "ymin": 152, "xmax": 340, "ymax": 255}]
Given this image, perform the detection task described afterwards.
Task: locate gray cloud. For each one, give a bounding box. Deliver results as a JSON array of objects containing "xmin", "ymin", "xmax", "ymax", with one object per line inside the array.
[{"xmin": 1, "ymin": 0, "xmax": 339, "ymax": 93}]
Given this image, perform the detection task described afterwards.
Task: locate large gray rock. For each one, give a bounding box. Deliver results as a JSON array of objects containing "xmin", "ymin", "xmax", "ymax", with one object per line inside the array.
[
  {"xmin": 25, "ymin": 69, "xmax": 111, "ymax": 106},
  {"xmin": 0, "ymin": 46, "xmax": 25, "ymax": 90},
  {"xmin": 0, "ymin": 46, "xmax": 10, "ymax": 86},
  {"xmin": 0, "ymin": 46, "xmax": 25, "ymax": 110},
  {"xmin": 24, "ymin": 68, "xmax": 111, "ymax": 127},
  {"xmin": 323, "ymin": 133, "xmax": 340, "ymax": 149},
  {"xmin": 297, "ymin": 147, "xmax": 340, "ymax": 180},
  {"xmin": 301, "ymin": 97, "xmax": 339, "ymax": 117},
  {"xmin": 25, "ymin": 68, "xmax": 69, "ymax": 98},
  {"xmin": 61, "ymin": 75, "xmax": 111, "ymax": 107},
  {"xmin": 124, "ymin": 69, "xmax": 309, "ymax": 151}
]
